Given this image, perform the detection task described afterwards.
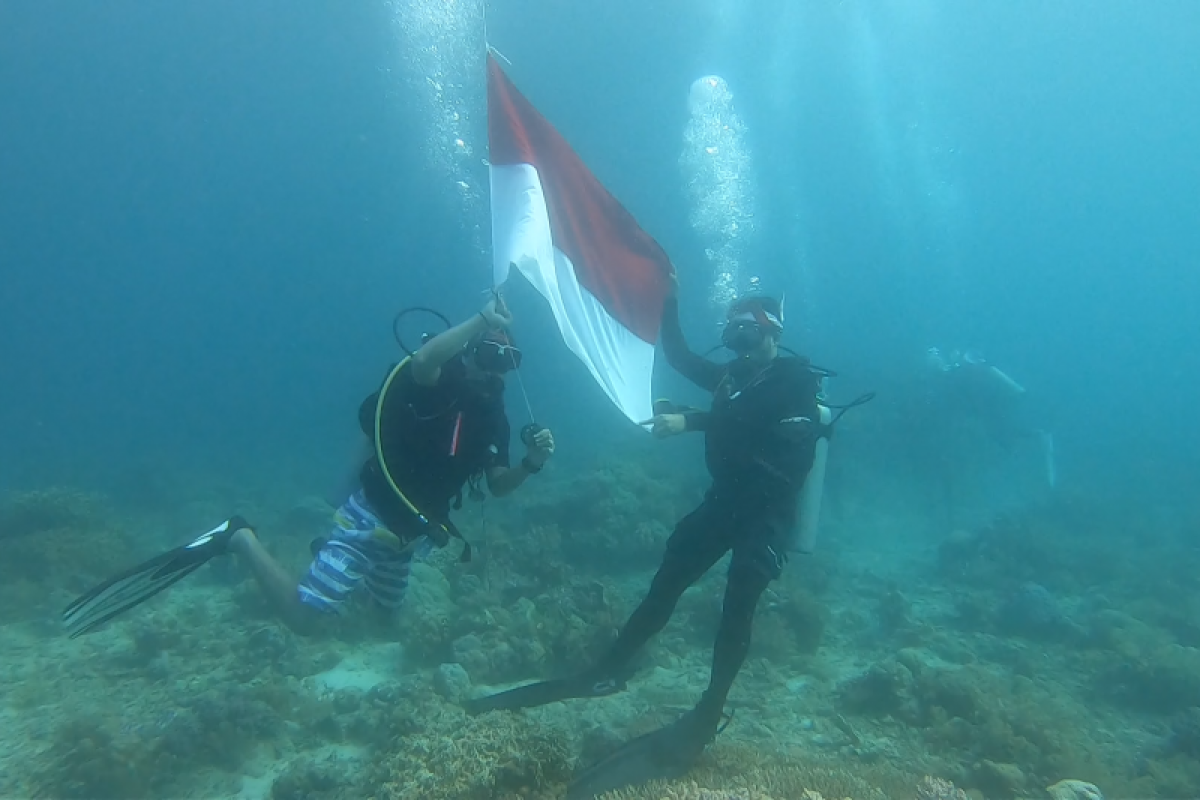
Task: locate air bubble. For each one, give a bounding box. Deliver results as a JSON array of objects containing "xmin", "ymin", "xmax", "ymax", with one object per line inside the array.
[{"xmin": 681, "ymin": 75, "xmax": 757, "ymax": 317}]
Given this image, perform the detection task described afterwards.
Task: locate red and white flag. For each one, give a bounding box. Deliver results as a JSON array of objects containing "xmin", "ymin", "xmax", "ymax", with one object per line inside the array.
[{"xmin": 487, "ymin": 53, "xmax": 673, "ymax": 424}]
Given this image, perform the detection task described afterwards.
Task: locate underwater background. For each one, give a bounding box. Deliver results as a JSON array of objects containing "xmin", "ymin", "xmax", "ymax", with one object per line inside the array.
[{"xmin": 2, "ymin": 1, "xmax": 1199, "ymax": 798}]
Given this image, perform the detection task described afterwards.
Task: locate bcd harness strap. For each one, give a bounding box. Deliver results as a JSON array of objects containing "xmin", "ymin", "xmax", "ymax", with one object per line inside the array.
[{"xmin": 374, "ymin": 357, "xmax": 472, "ymax": 563}]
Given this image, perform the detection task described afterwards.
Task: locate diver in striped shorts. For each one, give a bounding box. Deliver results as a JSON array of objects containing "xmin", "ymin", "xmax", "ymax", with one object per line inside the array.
[{"xmin": 228, "ymin": 294, "xmax": 555, "ymax": 632}]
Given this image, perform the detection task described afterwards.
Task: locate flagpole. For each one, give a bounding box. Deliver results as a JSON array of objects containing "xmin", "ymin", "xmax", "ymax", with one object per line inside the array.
[{"xmin": 481, "ymin": 1, "xmax": 538, "ymax": 429}]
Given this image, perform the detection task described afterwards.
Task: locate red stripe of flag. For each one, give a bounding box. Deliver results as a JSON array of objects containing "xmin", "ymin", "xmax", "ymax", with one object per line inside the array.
[{"xmin": 487, "ymin": 53, "xmax": 673, "ymax": 344}]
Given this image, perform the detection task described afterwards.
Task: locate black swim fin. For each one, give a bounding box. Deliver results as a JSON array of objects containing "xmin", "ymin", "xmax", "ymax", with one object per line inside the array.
[
  {"xmin": 565, "ymin": 706, "xmax": 722, "ymax": 799},
  {"xmin": 62, "ymin": 516, "xmax": 251, "ymax": 638},
  {"xmin": 463, "ymin": 674, "xmax": 625, "ymax": 715}
]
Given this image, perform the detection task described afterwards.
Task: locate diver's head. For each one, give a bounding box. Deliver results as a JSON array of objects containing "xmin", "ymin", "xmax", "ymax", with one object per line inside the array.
[
  {"xmin": 722, "ymin": 296, "xmax": 783, "ymax": 361},
  {"xmin": 465, "ymin": 329, "xmax": 522, "ymax": 385}
]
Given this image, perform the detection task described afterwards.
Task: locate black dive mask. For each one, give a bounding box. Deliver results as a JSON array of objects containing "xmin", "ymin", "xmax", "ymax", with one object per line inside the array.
[
  {"xmin": 472, "ymin": 339, "xmax": 522, "ymax": 374},
  {"xmin": 722, "ymin": 319, "xmax": 768, "ymax": 354}
]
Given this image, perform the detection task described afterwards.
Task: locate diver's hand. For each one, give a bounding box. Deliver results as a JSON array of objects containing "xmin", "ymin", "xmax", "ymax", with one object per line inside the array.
[
  {"xmin": 525, "ymin": 427, "xmax": 555, "ymax": 467},
  {"xmin": 480, "ymin": 292, "xmax": 513, "ymax": 329},
  {"xmin": 640, "ymin": 413, "xmax": 686, "ymax": 439}
]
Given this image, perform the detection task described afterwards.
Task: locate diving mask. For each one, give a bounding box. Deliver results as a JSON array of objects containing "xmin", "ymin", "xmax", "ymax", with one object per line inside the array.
[
  {"xmin": 472, "ymin": 336, "xmax": 522, "ymax": 374},
  {"xmin": 721, "ymin": 307, "xmax": 782, "ymax": 353}
]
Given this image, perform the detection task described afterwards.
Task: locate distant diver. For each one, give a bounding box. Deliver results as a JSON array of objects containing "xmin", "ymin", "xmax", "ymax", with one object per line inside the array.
[
  {"xmin": 466, "ymin": 275, "xmax": 864, "ymax": 797},
  {"xmin": 63, "ymin": 293, "xmax": 555, "ymax": 638},
  {"xmin": 924, "ymin": 346, "xmax": 1056, "ymax": 489}
]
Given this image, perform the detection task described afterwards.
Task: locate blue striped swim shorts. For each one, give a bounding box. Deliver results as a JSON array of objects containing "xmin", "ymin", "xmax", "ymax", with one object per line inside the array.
[{"xmin": 297, "ymin": 491, "xmax": 430, "ymax": 614}]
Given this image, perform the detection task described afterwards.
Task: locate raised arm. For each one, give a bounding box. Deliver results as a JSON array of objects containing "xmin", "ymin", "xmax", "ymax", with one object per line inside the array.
[
  {"xmin": 660, "ymin": 294, "xmax": 724, "ymax": 393},
  {"xmin": 411, "ymin": 295, "xmax": 512, "ymax": 386}
]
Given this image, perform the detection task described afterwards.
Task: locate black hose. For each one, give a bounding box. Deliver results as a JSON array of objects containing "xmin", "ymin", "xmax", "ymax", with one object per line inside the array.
[{"xmin": 393, "ymin": 307, "xmax": 452, "ymax": 355}]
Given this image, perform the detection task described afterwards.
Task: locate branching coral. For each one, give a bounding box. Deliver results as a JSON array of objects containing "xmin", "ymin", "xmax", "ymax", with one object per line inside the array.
[
  {"xmin": 596, "ymin": 770, "xmax": 968, "ymax": 800},
  {"xmin": 599, "ymin": 780, "xmax": 789, "ymax": 800},
  {"xmin": 672, "ymin": 745, "xmax": 912, "ymax": 800},
  {"xmin": 365, "ymin": 710, "xmax": 572, "ymax": 800}
]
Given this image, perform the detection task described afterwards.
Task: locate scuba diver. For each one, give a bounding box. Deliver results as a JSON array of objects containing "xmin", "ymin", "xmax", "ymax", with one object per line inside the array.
[
  {"xmin": 924, "ymin": 346, "xmax": 1055, "ymax": 489},
  {"xmin": 62, "ymin": 294, "xmax": 555, "ymax": 638},
  {"xmin": 465, "ymin": 278, "xmax": 831, "ymax": 798}
]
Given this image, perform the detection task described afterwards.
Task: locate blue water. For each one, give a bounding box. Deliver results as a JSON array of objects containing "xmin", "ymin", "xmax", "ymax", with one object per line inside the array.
[
  {"xmin": 3, "ymin": 1, "xmax": 1196, "ymax": 498},
  {"xmin": 2, "ymin": 2, "xmax": 1199, "ymax": 796}
]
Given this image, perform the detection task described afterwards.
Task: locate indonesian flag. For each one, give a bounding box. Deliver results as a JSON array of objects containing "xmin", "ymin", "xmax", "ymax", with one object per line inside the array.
[{"xmin": 487, "ymin": 53, "xmax": 673, "ymax": 424}]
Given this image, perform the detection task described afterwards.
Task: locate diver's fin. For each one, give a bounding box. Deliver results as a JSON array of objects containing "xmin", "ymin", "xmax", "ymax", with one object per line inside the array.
[
  {"xmin": 62, "ymin": 516, "xmax": 251, "ymax": 638},
  {"xmin": 565, "ymin": 708, "xmax": 717, "ymax": 800},
  {"xmin": 463, "ymin": 674, "xmax": 625, "ymax": 715}
]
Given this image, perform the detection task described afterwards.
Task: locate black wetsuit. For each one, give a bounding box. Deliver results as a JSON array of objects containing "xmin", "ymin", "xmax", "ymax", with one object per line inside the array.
[
  {"xmin": 358, "ymin": 359, "xmax": 510, "ymax": 541},
  {"xmin": 593, "ymin": 296, "xmax": 823, "ymax": 717}
]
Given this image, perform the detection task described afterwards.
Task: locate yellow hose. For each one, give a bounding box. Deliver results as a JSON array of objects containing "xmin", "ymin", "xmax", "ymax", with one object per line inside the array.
[{"xmin": 373, "ymin": 357, "xmax": 449, "ymax": 536}]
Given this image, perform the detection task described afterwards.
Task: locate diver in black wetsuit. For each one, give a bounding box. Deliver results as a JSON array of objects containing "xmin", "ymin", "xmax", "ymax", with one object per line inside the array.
[
  {"xmin": 923, "ymin": 346, "xmax": 1056, "ymax": 491},
  {"xmin": 466, "ymin": 279, "xmax": 827, "ymax": 798}
]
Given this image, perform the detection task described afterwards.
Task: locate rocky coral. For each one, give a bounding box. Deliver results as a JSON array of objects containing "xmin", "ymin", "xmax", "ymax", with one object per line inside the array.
[
  {"xmin": 836, "ymin": 650, "xmax": 1128, "ymax": 795},
  {"xmin": 365, "ymin": 709, "xmax": 572, "ymax": 800},
  {"xmin": 755, "ymin": 586, "xmax": 829, "ymax": 659},
  {"xmin": 0, "ymin": 486, "xmax": 111, "ymax": 539},
  {"xmin": 1165, "ymin": 706, "xmax": 1200, "ymax": 758},
  {"xmin": 1046, "ymin": 778, "xmax": 1104, "ymax": 800},
  {"xmin": 35, "ymin": 716, "xmax": 163, "ymax": 799},
  {"xmin": 915, "ymin": 775, "xmax": 968, "ymax": 800},
  {"xmin": 1091, "ymin": 620, "xmax": 1200, "ymax": 713},
  {"xmin": 517, "ymin": 458, "xmax": 686, "ymax": 569},
  {"xmin": 997, "ymin": 582, "xmax": 1081, "ymax": 642},
  {"xmin": 0, "ymin": 486, "xmax": 140, "ymax": 624}
]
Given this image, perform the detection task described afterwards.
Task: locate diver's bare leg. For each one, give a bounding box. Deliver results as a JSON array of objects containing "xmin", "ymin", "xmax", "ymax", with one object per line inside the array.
[{"xmin": 230, "ymin": 529, "xmax": 319, "ymax": 635}]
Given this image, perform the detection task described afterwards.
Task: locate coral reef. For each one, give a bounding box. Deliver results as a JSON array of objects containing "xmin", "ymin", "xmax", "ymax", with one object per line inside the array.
[
  {"xmin": 0, "ymin": 486, "xmax": 111, "ymax": 539},
  {"xmin": 755, "ymin": 586, "xmax": 829, "ymax": 659},
  {"xmin": 600, "ymin": 780, "xmax": 788, "ymax": 800},
  {"xmin": 362, "ymin": 707, "xmax": 572, "ymax": 800},
  {"xmin": 35, "ymin": 716, "xmax": 165, "ymax": 800},
  {"xmin": 915, "ymin": 775, "xmax": 968, "ymax": 800},
  {"xmin": 0, "ymin": 486, "xmax": 139, "ymax": 624},
  {"xmin": 1046, "ymin": 778, "xmax": 1105, "ymax": 800},
  {"xmin": 517, "ymin": 458, "xmax": 688, "ymax": 569},
  {"xmin": 996, "ymin": 581, "xmax": 1081, "ymax": 642},
  {"xmin": 592, "ymin": 746, "xmax": 954, "ymax": 800},
  {"xmin": 5, "ymin": 457, "xmax": 1200, "ymax": 800}
]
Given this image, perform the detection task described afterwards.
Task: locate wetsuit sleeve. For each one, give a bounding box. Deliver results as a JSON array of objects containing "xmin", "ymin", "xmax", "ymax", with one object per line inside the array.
[
  {"xmin": 660, "ymin": 296, "xmax": 724, "ymax": 393},
  {"xmin": 787, "ymin": 369, "xmax": 823, "ymax": 473},
  {"xmin": 682, "ymin": 411, "xmax": 710, "ymax": 432}
]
